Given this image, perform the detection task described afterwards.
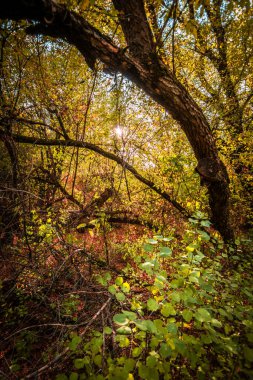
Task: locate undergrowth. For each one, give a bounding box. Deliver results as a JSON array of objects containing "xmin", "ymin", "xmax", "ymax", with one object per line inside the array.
[{"xmin": 1, "ymin": 224, "xmax": 252, "ymax": 379}]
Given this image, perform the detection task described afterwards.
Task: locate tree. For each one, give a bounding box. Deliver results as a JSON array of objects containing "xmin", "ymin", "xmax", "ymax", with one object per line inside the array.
[{"xmin": 1, "ymin": 0, "xmax": 246, "ymax": 241}]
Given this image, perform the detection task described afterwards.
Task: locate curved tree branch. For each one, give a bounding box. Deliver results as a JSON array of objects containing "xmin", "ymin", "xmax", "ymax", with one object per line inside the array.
[{"xmin": 0, "ymin": 129, "xmax": 189, "ymax": 217}]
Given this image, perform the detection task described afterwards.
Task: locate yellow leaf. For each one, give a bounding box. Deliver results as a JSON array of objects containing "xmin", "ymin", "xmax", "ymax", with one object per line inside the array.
[{"xmin": 80, "ymin": 0, "xmax": 90, "ymax": 10}]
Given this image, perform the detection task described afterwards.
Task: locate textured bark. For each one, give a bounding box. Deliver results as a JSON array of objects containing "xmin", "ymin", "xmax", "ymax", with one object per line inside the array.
[{"xmin": 0, "ymin": 0, "xmax": 234, "ymax": 241}]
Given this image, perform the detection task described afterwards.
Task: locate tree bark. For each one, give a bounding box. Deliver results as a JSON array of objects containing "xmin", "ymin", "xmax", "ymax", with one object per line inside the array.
[{"xmin": 0, "ymin": 0, "xmax": 234, "ymax": 241}]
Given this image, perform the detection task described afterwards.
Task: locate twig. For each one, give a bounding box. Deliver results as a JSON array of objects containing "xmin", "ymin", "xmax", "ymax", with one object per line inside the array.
[
  {"xmin": 24, "ymin": 297, "xmax": 112, "ymax": 379},
  {"xmin": 1, "ymin": 323, "xmax": 81, "ymax": 343}
]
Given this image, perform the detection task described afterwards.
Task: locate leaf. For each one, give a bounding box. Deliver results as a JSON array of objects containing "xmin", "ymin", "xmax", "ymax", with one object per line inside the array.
[
  {"xmin": 116, "ymin": 326, "xmax": 132, "ymax": 335},
  {"xmin": 134, "ymin": 319, "xmax": 157, "ymax": 333},
  {"xmin": 211, "ymin": 318, "xmax": 222, "ymax": 328},
  {"xmin": 124, "ymin": 358, "xmax": 135, "ymax": 372},
  {"xmin": 246, "ymin": 333, "xmax": 253, "ymax": 343},
  {"xmin": 163, "ymin": 236, "xmax": 174, "ymax": 242},
  {"xmin": 244, "ymin": 346, "xmax": 253, "ymax": 362},
  {"xmin": 108, "ymin": 285, "xmax": 117, "ymax": 294},
  {"xmin": 115, "ymin": 335, "xmax": 130, "ymax": 348},
  {"xmin": 147, "ymin": 298, "xmax": 159, "ymax": 311},
  {"xmin": 195, "ymin": 308, "xmax": 211, "ymax": 323},
  {"xmin": 189, "ymin": 275, "xmax": 199, "ymax": 284},
  {"xmin": 143, "ymin": 243, "xmax": 153, "ymax": 252},
  {"xmin": 200, "ymin": 220, "xmax": 211, "ymax": 227},
  {"xmin": 140, "ymin": 261, "xmax": 154, "ymax": 269},
  {"xmin": 76, "ymin": 223, "xmax": 86, "ymax": 229},
  {"xmin": 161, "ymin": 303, "xmax": 176, "ymax": 317},
  {"xmin": 56, "ymin": 375, "xmax": 68, "ymax": 380},
  {"xmin": 74, "ymin": 358, "xmax": 86, "ymax": 369},
  {"xmin": 113, "ymin": 314, "xmax": 129, "ymax": 325},
  {"xmin": 121, "ymin": 282, "xmax": 130, "ymax": 293},
  {"xmin": 159, "ymin": 247, "xmax": 172, "ymax": 257},
  {"xmin": 69, "ymin": 373, "xmax": 78, "ymax": 380},
  {"xmin": 186, "ymin": 245, "xmax": 195, "ymax": 253},
  {"xmin": 122, "ymin": 310, "xmax": 137, "ymax": 320},
  {"xmin": 116, "ymin": 292, "xmax": 126, "ymax": 302},
  {"xmin": 69, "ymin": 335, "xmax": 82, "ymax": 350},
  {"xmin": 132, "ymin": 346, "xmax": 143, "ymax": 357},
  {"xmin": 171, "ymin": 292, "xmax": 181, "ymax": 303},
  {"xmin": 170, "ymin": 278, "xmax": 184, "ymax": 288},
  {"xmin": 103, "ymin": 326, "xmax": 112, "ymax": 334},
  {"xmin": 115, "ymin": 277, "xmax": 123, "ymax": 286},
  {"xmin": 182, "ymin": 309, "xmax": 193, "ymax": 322},
  {"xmin": 159, "ymin": 342, "xmax": 172, "ymax": 358},
  {"xmin": 138, "ymin": 364, "xmax": 159, "ymax": 380},
  {"xmin": 146, "ymin": 238, "xmax": 158, "ymax": 244},
  {"xmin": 94, "ymin": 354, "xmax": 102, "ymax": 366},
  {"xmin": 146, "ymin": 355, "xmax": 157, "ymax": 368},
  {"xmin": 153, "ymin": 235, "xmax": 163, "ymax": 240}
]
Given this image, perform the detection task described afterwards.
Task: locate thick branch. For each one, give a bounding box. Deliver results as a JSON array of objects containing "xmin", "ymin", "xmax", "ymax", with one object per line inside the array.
[
  {"xmin": 0, "ymin": 130, "xmax": 189, "ymax": 217},
  {"xmin": 112, "ymin": 0, "xmax": 155, "ymax": 61}
]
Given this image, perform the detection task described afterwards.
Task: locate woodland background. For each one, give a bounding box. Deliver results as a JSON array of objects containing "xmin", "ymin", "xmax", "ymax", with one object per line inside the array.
[{"xmin": 0, "ymin": 0, "xmax": 252, "ymax": 379}]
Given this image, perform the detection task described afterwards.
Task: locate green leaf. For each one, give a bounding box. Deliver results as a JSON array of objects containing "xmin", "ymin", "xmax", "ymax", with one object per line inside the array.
[
  {"xmin": 124, "ymin": 358, "xmax": 135, "ymax": 372},
  {"xmin": 170, "ymin": 278, "xmax": 184, "ymax": 288},
  {"xmin": 143, "ymin": 243, "xmax": 153, "ymax": 252},
  {"xmin": 69, "ymin": 335, "xmax": 82, "ymax": 351},
  {"xmin": 103, "ymin": 326, "xmax": 112, "ymax": 334},
  {"xmin": 159, "ymin": 247, "xmax": 172, "ymax": 258},
  {"xmin": 195, "ymin": 308, "xmax": 211, "ymax": 323},
  {"xmin": 246, "ymin": 333, "xmax": 253, "ymax": 343},
  {"xmin": 147, "ymin": 238, "xmax": 158, "ymax": 244},
  {"xmin": 132, "ymin": 346, "xmax": 143, "ymax": 357},
  {"xmin": 147, "ymin": 298, "xmax": 159, "ymax": 311},
  {"xmin": 56, "ymin": 375, "xmax": 68, "ymax": 380},
  {"xmin": 244, "ymin": 346, "xmax": 253, "ymax": 362},
  {"xmin": 69, "ymin": 373, "xmax": 79, "ymax": 380},
  {"xmin": 146, "ymin": 355, "xmax": 157, "ymax": 368},
  {"xmin": 108, "ymin": 285, "xmax": 117, "ymax": 294},
  {"xmin": 163, "ymin": 237, "xmax": 174, "ymax": 242},
  {"xmin": 153, "ymin": 235, "xmax": 164, "ymax": 240},
  {"xmin": 140, "ymin": 261, "xmax": 154, "ymax": 269},
  {"xmin": 211, "ymin": 318, "xmax": 222, "ymax": 328},
  {"xmin": 167, "ymin": 323, "xmax": 178, "ymax": 334},
  {"xmin": 113, "ymin": 314, "xmax": 129, "ymax": 325},
  {"xmin": 116, "ymin": 292, "xmax": 126, "ymax": 302},
  {"xmin": 138, "ymin": 364, "xmax": 159, "ymax": 380},
  {"xmin": 122, "ymin": 310, "xmax": 137, "ymax": 320},
  {"xmin": 74, "ymin": 358, "xmax": 86, "ymax": 369},
  {"xmin": 182, "ymin": 309, "xmax": 193, "ymax": 322},
  {"xmin": 135, "ymin": 319, "xmax": 157, "ymax": 333},
  {"xmin": 115, "ymin": 335, "xmax": 130, "ymax": 348},
  {"xmin": 189, "ymin": 275, "xmax": 199, "ymax": 284},
  {"xmin": 161, "ymin": 303, "xmax": 176, "ymax": 317},
  {"xmin": 200, "ymin": 220, "xmax": 211, "ymax": 227},
  {"xmin": 94, "ymin": 354, "xmax": 102, "ymax": 366},
  {"xmin": 116, "ymin": 326, "xmax": 132, "ymax": 335},
  {"xmin": 115, "ymin": 277, "xmax": 124, "ymax": 286},
  {"xmin": 159, "ymin": 342, "xmax": 172, "ymax": 358},
  {"xmin": 171, "ymin": 292, "xmax": 181, "ymax": 303}
]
